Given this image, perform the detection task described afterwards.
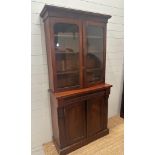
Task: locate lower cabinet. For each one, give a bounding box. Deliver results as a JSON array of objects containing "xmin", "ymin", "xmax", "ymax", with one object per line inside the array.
[
  {"xmin": 63, "ymin": 96, "xmax": 108, "ymax": 143},
  {"xmin": 52, "ymin": 88, "xmax": 111, "ymax": 155}
]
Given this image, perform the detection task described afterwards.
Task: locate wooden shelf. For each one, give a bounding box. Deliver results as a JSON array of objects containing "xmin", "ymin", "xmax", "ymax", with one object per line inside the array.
[
  {"xmin": 86, "ymin": 68, "xmax": 102, "ymax": 72},
  {"xmin": 57, "ymin": 70, "xmax": 79, "ymax": 75},
  {"xmin": 54, "ymin": 34, "xmax": 79, "ymax": 38},
  {"xmin": 57, "ymin": 85, "xmax": 80, "ymax": 90},
  {"xmin": 87, "ymin": 36, "xmax": 103, "ymax": 39},
  {"xmin": 87, "ymin": 51, "xmax": 102, "ymax": 54},
  {"xmin": 56, "ymin": 51, "xmax": 78, "ymax": 54},
  {"xmin": 89, "ymin": 78, "xmax": 100, "ymax": 83}
]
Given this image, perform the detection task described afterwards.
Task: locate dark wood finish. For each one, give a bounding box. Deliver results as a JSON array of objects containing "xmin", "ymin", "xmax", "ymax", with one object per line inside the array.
[
  {"xmin": 40, "ymin": 5, "xmax": 112, "ymax": 155},
  {"xmin": 44, "ymin": 18, "xmax": 54, "ymax": 90},
  {"xmin": 41, "ymin": 5, "xmax": 111, "ymax": 92},
  {"xmin": 64, "ymin": 101, "xmax": 86, "ymax": 145},
  {"xmin": 54, "ymin": 128, "xmax": 109, "ymax": 155},
  {"xmin": 51, "ymin": 84, "xmax": 111, "ymax": 155},
  {"xmin": 87, "ymin": 96, "xmax": 106, "ymax": 136},
  {"xmin": 52, "ymin": 83, "xmax": 112, "ymax": 98},
  {"xmin": 40, "ymin": 5, "xmax": 111, "ymax": 23}
]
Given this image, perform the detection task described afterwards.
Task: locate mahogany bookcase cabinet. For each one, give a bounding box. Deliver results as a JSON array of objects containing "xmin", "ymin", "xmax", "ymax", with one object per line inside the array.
[{"xmin": 40, "ymin": 5, "xmax": 112, "ymax": 155}]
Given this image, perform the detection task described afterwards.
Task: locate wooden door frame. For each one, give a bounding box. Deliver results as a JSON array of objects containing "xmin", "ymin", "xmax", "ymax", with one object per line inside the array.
[
  {"xmin": 82, "ymin": 20, "xmax": 107, "ymax": 87},
  {"xmin": 50, "ymin": 17, "xmax": 84, "ymax": 92}
]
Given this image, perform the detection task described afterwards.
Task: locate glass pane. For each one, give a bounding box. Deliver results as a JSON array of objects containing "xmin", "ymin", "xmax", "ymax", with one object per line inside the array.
[
  {"xmin": 54, "ymin": 23, "xmax": 80, "ymax": 89},
  {"xmin": 57, "ymin": 73, "xmax": 79, "ymax": 88},
  {"xmin": 86, "ymin": 69, "xmax": 102, "ymax": 83},
  {"xmin": 86, "ymin": 25, "xmax": 104, "ymax": 83}
]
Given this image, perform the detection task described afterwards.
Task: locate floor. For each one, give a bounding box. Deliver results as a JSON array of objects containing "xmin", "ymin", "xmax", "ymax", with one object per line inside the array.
[{"xmin": 43, "ymin": 116, "xmax": 124, "ymax": 155}]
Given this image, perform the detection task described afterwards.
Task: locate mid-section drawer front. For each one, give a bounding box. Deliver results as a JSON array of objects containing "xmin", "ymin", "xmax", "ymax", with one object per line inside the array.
[{"xmin": 57, "ymin": 90, "xmax": 106, "ymax": 107}]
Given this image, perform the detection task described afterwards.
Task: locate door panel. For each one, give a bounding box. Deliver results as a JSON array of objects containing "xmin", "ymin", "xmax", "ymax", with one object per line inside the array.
[
  {"xmin": 64, "ymin": 101, "xmax": 86, "ymax": 145},
  {"xmin": 87, "ymin": 96, "xmax": 107, "ymax": 136},
  {"xmin": 83, "ymin": 21, "xmax": 106, "ymax": 86},
  {"xmin": 51, "ymin": 18, "xmax": 83, "ymax": 91}
]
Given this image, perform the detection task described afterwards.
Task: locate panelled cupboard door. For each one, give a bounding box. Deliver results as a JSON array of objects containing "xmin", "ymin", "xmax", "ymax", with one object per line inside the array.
[
  {"xmin": 64, "ymin": 101, "xmax": 86, "ymax": 145},
  {"xmin": 87, "ymin": 96, "xmax": 107, "ymax": 136},
  {"xmin": 50, "ymin": 18, "xmax": 83, "ymax": 91},
  {"xmin": 83, "ymin": 21, "xmax": 106, "ymax": 87}
]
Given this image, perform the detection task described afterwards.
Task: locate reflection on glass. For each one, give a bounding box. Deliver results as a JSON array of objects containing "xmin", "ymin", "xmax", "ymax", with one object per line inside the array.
[
  {"xmin": 86, "ymin": 25, "xmax": 104, "ymax": 83},
  {"xmin": 53, "ymin": 23, "xmax": 80, "ymax": 88}
]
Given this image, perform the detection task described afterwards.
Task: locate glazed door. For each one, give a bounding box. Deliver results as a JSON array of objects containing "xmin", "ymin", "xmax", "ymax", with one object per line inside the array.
[
  {"xmin": 87, "ymin": 96, "xmax": 107, "ymax": 136},
  {"xmin": 51, "ymin": 18, "xmax": 83, "ymax": 91},
  {"xmin": 83, "ymin": 21, "xmax": 106, "ymax": 87},
  {"xmin": 64, "ymin": 101, "xmax": 86, "ymax": 145}
]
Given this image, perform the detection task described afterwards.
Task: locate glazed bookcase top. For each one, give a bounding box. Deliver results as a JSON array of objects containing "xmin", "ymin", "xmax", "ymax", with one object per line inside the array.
[{"xmin": 40, "ymin": 5, "xmax": 111, "ymax": 92}]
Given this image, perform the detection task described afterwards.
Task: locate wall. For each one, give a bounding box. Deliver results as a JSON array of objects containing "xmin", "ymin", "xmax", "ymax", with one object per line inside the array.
[{"xmin": 31, "ymin": 0, "xmax": 124, "ymax": 154}]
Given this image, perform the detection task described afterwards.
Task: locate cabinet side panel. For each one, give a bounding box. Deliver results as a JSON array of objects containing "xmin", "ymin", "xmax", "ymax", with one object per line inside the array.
[
  {"xmin": 44, "ymin": 19, "xmax": 54, "ymax": 90},
  {"xmin": 103, "ymin": 88, "xmax": 111, "ymax": 128},
  {"xmin": 50, "ymin": 94, "xmax": 60, "ymax": 146},
  {"xmin": 102, "ymin": 95, "xmax": 108, "ymax": 129},
  {"xmin": 103, "ymin": 24, "xmax": 107, "ymax": 83}
]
